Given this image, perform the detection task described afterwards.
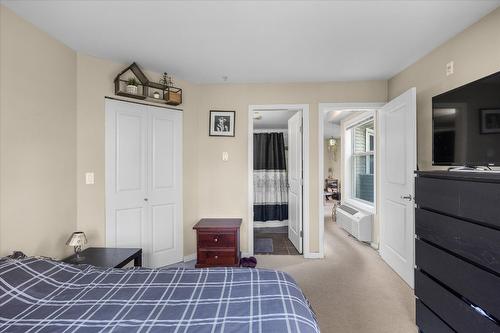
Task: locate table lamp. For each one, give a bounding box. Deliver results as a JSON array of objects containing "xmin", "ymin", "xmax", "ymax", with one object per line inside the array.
[{"xmin": 66, "ymin": 231, "xmax": 87, "ymax": 261}]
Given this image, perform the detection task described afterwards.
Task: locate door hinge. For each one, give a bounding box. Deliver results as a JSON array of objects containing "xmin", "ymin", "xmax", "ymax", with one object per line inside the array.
[
  {"xmin": 300, "ymin": 230, "xmax": 303, "ymax": 238},
  {"xmin": 300, "ymin": 124, "xmax": 303, "ymax": 133}
]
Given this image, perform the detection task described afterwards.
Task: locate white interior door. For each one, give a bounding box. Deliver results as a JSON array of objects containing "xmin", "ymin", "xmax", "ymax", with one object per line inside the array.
[
  {"xmin": 379, "ymin": 88, "xmax": 416, "ymax": 288},
  {"xmin": 105, "ymin": 99, "xmax": 183, "ymax": 267},
  {"xmin": 288, "ymin": 111, "xmax": 303, "ymax": 253}
]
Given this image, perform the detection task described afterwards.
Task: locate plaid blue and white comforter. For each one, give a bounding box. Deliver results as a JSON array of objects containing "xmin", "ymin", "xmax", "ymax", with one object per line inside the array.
[{"xmin": 0, "ymin": 257, "xmax": 319, "ymax": 332}]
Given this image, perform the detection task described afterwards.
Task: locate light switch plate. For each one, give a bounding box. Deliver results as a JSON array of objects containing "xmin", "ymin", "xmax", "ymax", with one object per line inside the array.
[
  {"xmin": 85, "ymin": 172, "xmax": 95, "ymax": 185},
  {"xmin": 446, "ymin": 61, "xmax": 454, "ymax": 76},
  {"xmin": 222, "ymin": 152, "xmax": 229, "ymax": 161}
]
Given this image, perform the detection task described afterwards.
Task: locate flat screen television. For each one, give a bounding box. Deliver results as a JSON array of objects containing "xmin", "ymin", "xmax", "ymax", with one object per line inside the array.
[{"xmin": 432, "ymin": 70, "xmax": 500, "ymax": 166}]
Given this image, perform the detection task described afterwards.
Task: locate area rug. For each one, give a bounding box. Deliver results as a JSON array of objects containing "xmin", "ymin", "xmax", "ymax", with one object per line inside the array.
[{"xmin": 254, "ymin": 238, "xmax": 274, "ymax": 253}]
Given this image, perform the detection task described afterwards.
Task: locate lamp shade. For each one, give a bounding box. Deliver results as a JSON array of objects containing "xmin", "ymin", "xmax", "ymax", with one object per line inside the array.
[{"xmin": 66, "ymin": 232, "xmax": 87, "ymax": 247}]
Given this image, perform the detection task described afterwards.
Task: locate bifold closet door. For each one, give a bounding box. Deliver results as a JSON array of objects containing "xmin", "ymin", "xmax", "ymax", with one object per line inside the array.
[
  {"xmin": 148, "ymin": 107, "xmax": 183, "ymax": 267},
  {"xmin": 105, "ymin": 99, "xmax": 183, "ymax": 268}
]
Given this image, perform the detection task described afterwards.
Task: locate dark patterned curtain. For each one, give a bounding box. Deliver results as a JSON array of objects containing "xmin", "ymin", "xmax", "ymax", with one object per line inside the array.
[{"xmin": 253, "ymin": 133, "xmax": 288, "ymax": 221}]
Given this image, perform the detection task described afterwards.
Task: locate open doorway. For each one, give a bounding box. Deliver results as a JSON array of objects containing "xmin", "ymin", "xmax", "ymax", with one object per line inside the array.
[
  {"xmin": 318, "ymin": 103, "xmax": 383, "ymax": 259},
  {"xmin": 248, "ymin": 104, "xmax": 309, "ymax": 257},
  {"xmin": 319, "ymin": 92, "xmax": 416, "ymax": 288},
  {"xmin": 322, "ymin": 110, "xmax": 350, "ymax": 224}
]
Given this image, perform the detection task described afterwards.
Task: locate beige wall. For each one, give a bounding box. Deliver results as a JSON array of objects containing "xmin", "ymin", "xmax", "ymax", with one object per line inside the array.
[
  {"xmin": 0, "ymin": 7, "xmax": 388, "ymax": 259},
  {"xmin": 324, "ymin": 138, "xmax": 341, "ymax": 181},
  {"xmin": 196, "ymin": 82, "xmax": 387, "ymax": 254},
  {"xmin": 10, "ymin": 4, "xmax": 498, "ymax": 259},
  {"xmin": 0, "ymin": 5, "xmax": 77, "ymax": 258},
  {"xmin": 389, "ymin": 7, "xmax": 500, "ymax": 170},
  {"xmin": 75, "ymin": 54, "xmax": 201, "ymax": 256},
  {"xmin": 76, "ymin": 61, "xmax": 387, "ymax": 256}
]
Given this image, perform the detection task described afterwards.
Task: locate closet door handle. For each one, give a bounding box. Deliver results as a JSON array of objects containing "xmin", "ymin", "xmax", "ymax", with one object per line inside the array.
[{"xmin": 144, "ymin": 198, "xmax": 148, "ymax": 202}]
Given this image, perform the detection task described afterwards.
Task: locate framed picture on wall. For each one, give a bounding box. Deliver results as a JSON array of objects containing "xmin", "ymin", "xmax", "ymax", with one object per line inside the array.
[
  {"xmin": 209, "ymin": 110, "xmax": 235, "ymax": 137},
  {"xmin": 480, "ymin": 108, "xmax": 500, "ymax": 134}
]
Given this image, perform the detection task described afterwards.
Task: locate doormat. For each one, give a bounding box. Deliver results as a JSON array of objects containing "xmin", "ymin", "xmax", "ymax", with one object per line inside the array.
[{"xmin": 254, "ymin": 238, "xmax": 274, "ymax": 253}]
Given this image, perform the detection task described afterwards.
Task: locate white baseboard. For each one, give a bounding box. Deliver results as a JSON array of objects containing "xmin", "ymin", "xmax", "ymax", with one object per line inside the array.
[
  {"xmin": 304, "ymin": 252, "xmax": 324, "ymax": 259},
  {"xmin": 370, "ymin": 242, "xmax": 379, "ymax": 250},
  {"xmin": 253, "ymin": 220, "xmax": 288, "ymax": 228},
  {"xmin": 183, "ymin": 253, "xmax": 196, "ymax": 262},
  {"xmin": 241, "ymin": 252, "xmax": 253, "ymax": 258}
]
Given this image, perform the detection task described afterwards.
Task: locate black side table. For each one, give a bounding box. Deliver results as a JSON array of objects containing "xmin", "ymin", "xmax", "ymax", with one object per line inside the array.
[{"xmin": 62, "ymin": 247, "xmax": 142, "ymax": 268}]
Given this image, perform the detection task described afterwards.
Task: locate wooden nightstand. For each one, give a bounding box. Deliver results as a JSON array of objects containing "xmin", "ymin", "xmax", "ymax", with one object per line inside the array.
[{"xmin": 193, "ymin": 218, "xmax": 242, "ymax": 268}]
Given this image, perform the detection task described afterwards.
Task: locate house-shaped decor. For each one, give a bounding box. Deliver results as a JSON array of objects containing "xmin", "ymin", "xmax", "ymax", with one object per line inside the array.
[
  {"xmin": 114, "ymin": 62, "xmax": 183, "ymax": 106},
  {"xmin": 114, "ymin": 62, "xmax": 148, "ymax": 100}
]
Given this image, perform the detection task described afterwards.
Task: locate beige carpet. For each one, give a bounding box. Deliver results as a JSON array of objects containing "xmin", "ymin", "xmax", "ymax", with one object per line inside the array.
[{"xmin": 256, "ymin": 207, "xmax": 417, "ymax": 333}]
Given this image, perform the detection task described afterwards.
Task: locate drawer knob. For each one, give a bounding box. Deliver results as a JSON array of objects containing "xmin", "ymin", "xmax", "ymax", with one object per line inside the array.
[
  {"xmin": 213, "ymin": 237, "xmax": 219, "ymax": 243},
  {"xmin": 214, "ymin": 255, "xmax": 218, "ymax": 259}
]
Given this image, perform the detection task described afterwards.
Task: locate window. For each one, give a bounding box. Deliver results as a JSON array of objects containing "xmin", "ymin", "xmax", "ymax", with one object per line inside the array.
[{"xmin": 349, "ymin": 118, "xmax": 374, "ymax": 204}]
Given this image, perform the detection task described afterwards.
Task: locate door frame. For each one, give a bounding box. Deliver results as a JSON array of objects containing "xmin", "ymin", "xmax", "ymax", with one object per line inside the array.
[
  {"xmin": 247, "ymin": 104, "xmax": 310, "ymax": 258},
  {"xmin": 318, "ymin": 103, "xmax": 384, "ymax": 255},
  {"xmin": 104, "ymin": 97, "xmax": 184, "ymax": 267}
]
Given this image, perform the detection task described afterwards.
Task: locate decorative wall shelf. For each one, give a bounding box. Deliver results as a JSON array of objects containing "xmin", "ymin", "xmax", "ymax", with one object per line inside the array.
[{"xmin": 114, "ymin": 62, "xmax": 183, "ymax": 106}]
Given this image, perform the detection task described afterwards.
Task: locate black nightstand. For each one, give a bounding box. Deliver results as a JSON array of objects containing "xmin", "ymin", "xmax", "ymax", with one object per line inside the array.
[{"xmin": 62, "ymin": 247, "xmax": 142, "ymax": 268}]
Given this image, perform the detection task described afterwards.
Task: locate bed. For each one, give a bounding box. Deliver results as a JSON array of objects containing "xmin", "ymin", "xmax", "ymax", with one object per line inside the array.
[{"xmin": 0, "ymin": 257, "xmax": 320, "ymax": 332}]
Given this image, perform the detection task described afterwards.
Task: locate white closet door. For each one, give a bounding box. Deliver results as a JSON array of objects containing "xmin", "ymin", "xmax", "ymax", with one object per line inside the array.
[
  {"xmin": 148, "ymin": 107, "xmax": 183, "ymax": 267},
  {"xmin": 105, "ymin": 99, "xmax": 183, "ymax": 268}
]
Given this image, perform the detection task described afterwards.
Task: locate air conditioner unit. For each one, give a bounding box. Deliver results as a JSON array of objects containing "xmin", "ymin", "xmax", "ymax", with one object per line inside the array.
[{"xmin": 336, "ymin": 204, "xmax": 373, "ymax": 242}]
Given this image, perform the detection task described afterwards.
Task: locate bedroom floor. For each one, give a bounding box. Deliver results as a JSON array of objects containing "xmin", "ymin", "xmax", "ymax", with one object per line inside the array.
[
  {"xmin": 256, "ymin": 206, "xmax": 417, "ymax": 333},
  {"xmin": 253, "ymin": 226, "xmax": 300, "ymax": 255},
  {"xmin": 171, "ymin": 205, "xmax": 416, "ymax": 332}
]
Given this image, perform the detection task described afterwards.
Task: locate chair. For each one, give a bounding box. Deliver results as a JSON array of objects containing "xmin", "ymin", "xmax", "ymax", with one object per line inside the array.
[
  {"xmin": 325, "ymin": 179, "xmax": 340, "ymax": 220},
  {"xmin": 324, "ymin": 179, "xmax": 339, "ymax": 201}
]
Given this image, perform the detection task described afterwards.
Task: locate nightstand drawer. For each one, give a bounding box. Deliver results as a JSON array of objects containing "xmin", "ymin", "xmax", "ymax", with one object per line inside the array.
[
  {"xmin": 198, "ymin": 250, "xmax": 236, "ymax": 266},
  {"xmin": 198, "ymin": 231, "xmax": 235, "ymax": 248}
]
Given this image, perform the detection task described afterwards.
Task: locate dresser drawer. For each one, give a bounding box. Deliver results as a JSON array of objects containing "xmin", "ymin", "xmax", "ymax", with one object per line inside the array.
[
  {"xmin": 416, "ymin": 239, "xmax": 500, "ymax": 320},
  {"xmin": 198, "ymin": 231, "xmax": 235, "ymax": 249},
  {"xmin": 416, "ymin": 208, "xmax": 500, "ymax": 274},
  {"xmin": 416, "ymin": 270, "xmax": 500, "ymax": 333},
  {"xmin": 416, "ymin": 300, "xmax": 454, "ymax": 333},
  {"xmin": 415, "ymin": 176, "xmax": 500, "ymax": 229},
  {"xmin": 197, "ymin": 250, "xmax": 237, "ymax": 266}
]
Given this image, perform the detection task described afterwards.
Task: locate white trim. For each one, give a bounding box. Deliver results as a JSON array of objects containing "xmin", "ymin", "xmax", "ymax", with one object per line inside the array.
[
  {"xmin": 318, "ymin": 103, "xmax": 384, "ymax": 259},
  {"xmin": 241, "ymin": 252, "xmax": 253, "ymax": 258},
  {"xmin": 183, "ymin": 253, "xmax": 196, "ymax": 262},
  {"xmin": 344, "ymin": 198, "xmax": 375, "ymax": 214},
  {"xmin": 248, "ymin": 104, "xmax": 310, "ymax": 258},
  {"xmin": 253, "ymin": 220, "xmax": 288, "ymax": 228},
  {"xmin": 345, "ymin": 113, "xmax": 376, "ymax": 211},
  {"xmin": 303, "ymin": 252, "xmax": 323, "ymax": 259},
  {"xmin": 253, "ymin": 129, "xmax": 288, "ymax": 133}
]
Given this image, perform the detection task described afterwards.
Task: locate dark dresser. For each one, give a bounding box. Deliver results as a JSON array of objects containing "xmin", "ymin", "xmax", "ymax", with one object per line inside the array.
[
  {"xmin": 193, "ymin": 218, "xmax": 242, "ymax": 268},
  {"xmin": 415, "ymin": 171, "xmax": 500, "ymax": 332}
]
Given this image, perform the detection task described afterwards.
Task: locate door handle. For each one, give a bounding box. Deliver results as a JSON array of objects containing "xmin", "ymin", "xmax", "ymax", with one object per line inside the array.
[
  {"xmin": 400, "ymin": 194, "xmax": 413, "ymax": 201},
  {"xmin": 144, "ymin": 198, "xmax": 148, "ymax": 202}
]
